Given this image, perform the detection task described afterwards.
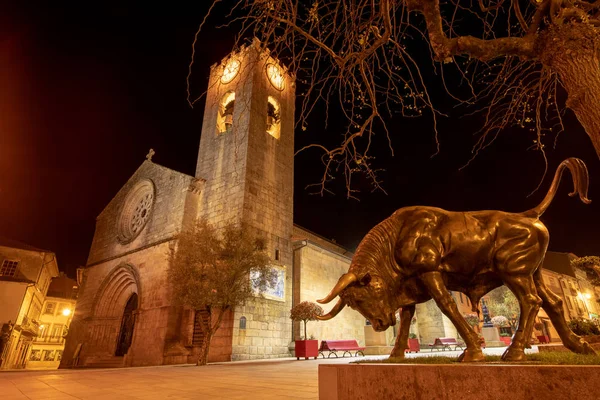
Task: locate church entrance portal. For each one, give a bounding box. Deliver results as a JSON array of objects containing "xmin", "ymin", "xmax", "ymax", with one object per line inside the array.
[{"xmin": 115, "ymin": 293, "xmax": 138, "ymax": 356}]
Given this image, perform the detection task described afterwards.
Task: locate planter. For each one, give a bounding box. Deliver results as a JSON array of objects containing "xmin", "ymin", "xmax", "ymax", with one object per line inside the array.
[
  {"xmin": 537, "ymin": 335, "xmax": 550, "ymax": 344},
  {"xmin": 319, "ymin": 364, "xmax": 600, "ymax": 400},
  {"xmin": 405, "ymin": 338, "xmax": 420, "ymax": 353},
  {"xmin": 499, "ymin": 337, "xmax": 511, "ymax": 346},
  {"xmin": 295, "ymin": 340, "xmax": 318, "ymax": 360}
]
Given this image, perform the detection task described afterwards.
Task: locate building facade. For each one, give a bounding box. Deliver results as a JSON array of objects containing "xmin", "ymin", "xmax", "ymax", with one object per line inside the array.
[
  {"xmin": 536, "ymin": 252, "xmax": 600, "ymax": 341},
  {"xmin": 26, "ymin": 273, "xmax": 78, "ymax": 370},
  {"xmin": 0, "ymin": 238, "xmax": 59, "ymax": 369}
]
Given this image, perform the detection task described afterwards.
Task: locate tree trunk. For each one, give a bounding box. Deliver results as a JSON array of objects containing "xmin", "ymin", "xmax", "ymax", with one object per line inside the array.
[
  {"xmin": 196, "ymin": 330, "xmax": 213, "ymax": 366},
  {"xmin": 538, "ymin": 23, "xmax": 600, "ymax": 158},
  {"xmin": 303, "ymin": 320, "xmax": 307, "ymax": 340}
]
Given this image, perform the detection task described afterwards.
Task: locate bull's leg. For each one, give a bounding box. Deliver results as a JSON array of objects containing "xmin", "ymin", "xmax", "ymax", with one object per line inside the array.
[
  {"xmin": 534, "ymin": 269, "xmax": 595, "ymax": 355},
  {"xmin": 419, "ymin": 271, "xmax": 484, "ymax": 362},
  {"xmin": 389, "ymin": 305, "xmax": 415, "ymax": 359},
  {"xmin": 500, "ymin": 275, "xmax": 542, "ymax": 361}
]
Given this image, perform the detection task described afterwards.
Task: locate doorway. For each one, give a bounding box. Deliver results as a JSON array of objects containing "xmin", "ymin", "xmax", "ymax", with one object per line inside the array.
[{"xmin": 115, "ymin": 293, "xmax": 138, "ymax": 356}]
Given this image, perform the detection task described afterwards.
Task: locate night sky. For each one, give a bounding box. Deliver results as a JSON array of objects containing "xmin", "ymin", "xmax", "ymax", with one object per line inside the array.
[{"xmin": 2, "ymin": 3, "xmax": 599, "ymax": 278}]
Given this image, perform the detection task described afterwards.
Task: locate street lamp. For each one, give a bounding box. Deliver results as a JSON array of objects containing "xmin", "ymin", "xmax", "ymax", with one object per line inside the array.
[{"xmin": 62, "ymin": 308, "xmax": 71, "ymax": 317}]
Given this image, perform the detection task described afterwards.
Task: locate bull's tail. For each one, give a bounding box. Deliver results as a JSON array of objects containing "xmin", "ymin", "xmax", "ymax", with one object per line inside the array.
[{"xmin": 524, "ymin": 158, "xmax": 591, "ymax": 218}]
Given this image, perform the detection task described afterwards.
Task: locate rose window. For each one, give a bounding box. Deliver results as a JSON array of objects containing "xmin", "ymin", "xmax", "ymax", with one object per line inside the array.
[{"xmin": 118, "ymin": 180, "xmax": 155, "ymax": 244}]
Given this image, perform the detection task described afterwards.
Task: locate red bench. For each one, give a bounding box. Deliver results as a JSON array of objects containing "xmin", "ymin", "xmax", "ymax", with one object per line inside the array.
[
  {"xmin": 428, "ymin": 337, "xmax": 464, "ymax": 351},
  {"xmin": 318, "ymin": 340, "xmax": 365, "ymax": 358}
]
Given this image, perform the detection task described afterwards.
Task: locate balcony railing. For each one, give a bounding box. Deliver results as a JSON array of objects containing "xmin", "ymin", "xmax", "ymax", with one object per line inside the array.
[
  {"xmin": 16, "ymin": 316, "xmax": 40, "ymax": 337},
  {"xmin": 34, "ymin": 336, "xmax": 65, "ymax": 344}
]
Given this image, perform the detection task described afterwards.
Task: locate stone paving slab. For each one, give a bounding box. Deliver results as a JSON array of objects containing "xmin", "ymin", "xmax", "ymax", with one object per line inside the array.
[{"xmin": 0, "ymin": 347, "xmax": 523, "ymax": 400}]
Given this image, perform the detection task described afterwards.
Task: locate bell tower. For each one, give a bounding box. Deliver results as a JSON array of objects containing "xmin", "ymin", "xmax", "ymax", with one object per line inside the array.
[{"xmin": 195, "ymin": 39, "xmax": 295, "ymax": 360}]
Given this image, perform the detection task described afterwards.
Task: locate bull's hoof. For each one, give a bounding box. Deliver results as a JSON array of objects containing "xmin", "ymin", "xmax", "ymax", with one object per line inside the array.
[
  {"xmin": 458, "ymin": 349, "xmax": 484, "ymax": 362},
  {"xmin": 501, "ymin": 347, "xmax": 526, "ymax": 361},
  {"xmin": 581, "ymin": 341, "xmax": 596, "ymax": 355}
]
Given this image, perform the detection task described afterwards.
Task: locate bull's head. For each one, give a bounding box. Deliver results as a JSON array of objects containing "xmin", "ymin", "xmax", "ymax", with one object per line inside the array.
[{"xmin": 316, "ymin": 272, "xmax": 397, "ymax": 331}]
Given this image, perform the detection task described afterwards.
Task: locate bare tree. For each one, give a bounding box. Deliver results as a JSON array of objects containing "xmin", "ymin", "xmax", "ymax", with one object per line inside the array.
[
  {"xmin": 192, "ymin": 0, "xmax": 600, "ymax": 196},
  {"xmin": 168, "ymin": 220, "xmax": 275, "ymax": 365}
]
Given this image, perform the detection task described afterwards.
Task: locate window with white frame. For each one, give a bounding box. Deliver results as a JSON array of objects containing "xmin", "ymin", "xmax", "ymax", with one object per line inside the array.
[
  {"xmin": 44, "ymin": 302, "xmax": 56, "ymax": 315},
  {"xmin": 0, "ymin": 260, "xmax": 19, "ymax": 277}
]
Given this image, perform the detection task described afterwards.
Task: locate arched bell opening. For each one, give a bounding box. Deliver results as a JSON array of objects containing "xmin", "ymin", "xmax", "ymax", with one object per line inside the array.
[{"xmin": 217, "ymin": 91, "xmax": 236, "ymax": 134}]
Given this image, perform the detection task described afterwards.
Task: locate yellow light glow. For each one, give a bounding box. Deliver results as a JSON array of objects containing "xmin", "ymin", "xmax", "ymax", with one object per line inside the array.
[
  {"xmin": 266, "ymin": 63, "xmax": 285, "ymax": 90},
  {"xmin": 39, "ymin": 325, "xmax": 44, "ymax": 329},
  {"xmin": 62, "ymin": 308, "xmax": 72, "ymax": 316},
  {"xmin": 221, "ymin": 59, "xmax": 240, "ymax": 84},
  {"xmin": 584, "ymin": 293, "xmax": 592, "ymax": 300}
]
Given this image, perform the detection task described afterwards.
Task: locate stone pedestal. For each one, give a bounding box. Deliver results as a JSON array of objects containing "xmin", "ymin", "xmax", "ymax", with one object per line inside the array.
[
  {"xmin": 481, "ymin": 326, "xmax": 504, "ymax": 347},
  {"xmin": 319, "ymin": 364, "xmax": 600, "ymax": 400}
]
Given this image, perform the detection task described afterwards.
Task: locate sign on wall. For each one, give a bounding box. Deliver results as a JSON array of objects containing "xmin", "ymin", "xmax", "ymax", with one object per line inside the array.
[{"xmin": 251, "ymin": 266, "xmax": 286, "ymax": 302}]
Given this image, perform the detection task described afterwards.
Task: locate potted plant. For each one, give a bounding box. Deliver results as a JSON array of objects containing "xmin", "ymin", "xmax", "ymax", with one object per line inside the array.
[
  {"xmin": 499, "ymin": 332, "xmax": 512, "ymax": 346},
  {"xmin": 290, "ymin": 301, "xmax": 323, "ymax": 360},
  {"xmin": 406, "ymin": 333, "xmax": 420, "ymax": 353}
]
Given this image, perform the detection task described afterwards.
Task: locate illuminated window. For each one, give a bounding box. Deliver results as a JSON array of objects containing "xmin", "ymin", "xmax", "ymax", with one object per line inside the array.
[
  {"xmin": 44, "ymin": 302, "xmax": 56, "ymax": 315},
  {"xmin": 0, "ymin": 260, "xmax": 19, "ymax": 277},
  {"xmin": 266, "ymin": 96, "xmax": 280, "ymax": 139},
  {"xmin": 217, "ymin": 91, "xmax": 235, "ymax": 134}
]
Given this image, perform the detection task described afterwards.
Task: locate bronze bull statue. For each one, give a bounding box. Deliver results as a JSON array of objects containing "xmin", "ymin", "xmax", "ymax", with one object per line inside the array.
[{"xmin": 317, "ymin": 158, "xmax": 595, "ymax": 362}]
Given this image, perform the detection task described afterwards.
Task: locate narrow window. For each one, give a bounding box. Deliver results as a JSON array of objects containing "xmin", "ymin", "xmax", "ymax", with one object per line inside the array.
[
  {"xmin": 240, "ymin": 316, "xmax": 247, "ymax": 330},
  {"xmin": 459, "ymin": 293, "xmax": 464, "ymax": 304},
  {"xmin": 44, "ymin": 302, "xmax": 56, "ymax": 315},
  {"xmin": 275, "ymin": 249, "xmax": 280, "ymax": 261},
  {"xmin": 0, "ymin": 260, "xmax": 19, "ymax": 277}
]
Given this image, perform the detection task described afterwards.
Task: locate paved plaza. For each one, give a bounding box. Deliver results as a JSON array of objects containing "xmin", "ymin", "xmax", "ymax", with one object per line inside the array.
[{"xmin": 0, "ymin": 347, "xmax": 529, "ymax": 400}]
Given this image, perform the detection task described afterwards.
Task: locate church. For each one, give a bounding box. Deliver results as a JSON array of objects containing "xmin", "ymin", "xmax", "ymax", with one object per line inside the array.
[{"xmin": 59, "ymin": 41, "xmax": 493, "ymax": 368}]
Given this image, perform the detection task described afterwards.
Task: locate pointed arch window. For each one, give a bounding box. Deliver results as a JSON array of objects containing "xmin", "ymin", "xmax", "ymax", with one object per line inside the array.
[
  {"xmin": 217, "ymin": 91, "xmax": 235, "ymax": 134},
  {"xmin": 266, "ymin": 96, "xmax": 281, "ymax": 139}
]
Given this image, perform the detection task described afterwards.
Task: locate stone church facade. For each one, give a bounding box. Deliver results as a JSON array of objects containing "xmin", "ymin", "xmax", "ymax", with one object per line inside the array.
[
  {"xmin": 60, "ymin": 41, "xmax": 479, "ymax": 368},
  {"xmin": 59, "ymin": 41, "xmax": 367, "ymax": 368}
]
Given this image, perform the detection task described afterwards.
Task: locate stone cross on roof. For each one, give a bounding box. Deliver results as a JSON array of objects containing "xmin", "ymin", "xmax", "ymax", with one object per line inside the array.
[{"xmin": 146, "ymin": 148, "xmax": 155, "ymax": 162}]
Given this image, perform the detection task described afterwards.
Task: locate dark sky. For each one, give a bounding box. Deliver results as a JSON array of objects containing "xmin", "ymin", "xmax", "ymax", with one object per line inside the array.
[{"xmin": 1, "ymin": 3, "xmax": 599, "ymax": 278}]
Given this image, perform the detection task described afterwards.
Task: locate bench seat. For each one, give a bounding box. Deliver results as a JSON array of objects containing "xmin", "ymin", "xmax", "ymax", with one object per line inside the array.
[
  {"xmin": 318, "ymin": 340, "xmax": 365, "ymax": 358},
  {"xmin": 428, "ymin": 337, "xmax": 464, "ymax": 351}
]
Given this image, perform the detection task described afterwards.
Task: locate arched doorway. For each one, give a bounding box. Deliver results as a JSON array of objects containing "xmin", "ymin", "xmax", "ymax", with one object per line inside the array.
[{"xmin": 115, "ymin": 293, "xmax": 138, "ymax": 356}]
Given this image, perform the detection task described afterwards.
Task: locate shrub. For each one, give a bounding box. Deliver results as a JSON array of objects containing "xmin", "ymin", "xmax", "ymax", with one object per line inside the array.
[
  {"xmin": 408, "ymin": 333, "xmax": 417, "ymax": 339},
  {"xmin": 463, "ymin": 313, "xmax": 480, "ymax": 328},
  {"xmin": 491, "ymin": 316, "xmax": 509, "ymax": 328},
  {"xmin": 568, "ymin": 318, "xmax": 600, "ymax": 336}
]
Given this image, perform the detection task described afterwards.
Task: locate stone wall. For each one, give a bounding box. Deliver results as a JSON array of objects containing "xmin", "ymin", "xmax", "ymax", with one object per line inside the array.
[
  {"xmin": 296, "ymin": 243, "xmax": 367, "ymax": 345},
  {"xmin": 195, "ymin": 41, "xmax": 295, "ymax": 360},
  {"xmin": 62, "ymin": 242, "xmax": 181, "ymax": 367},
  {"xmin": 87, "ymin": 161, "xmax": 200, "ymax": 266}
]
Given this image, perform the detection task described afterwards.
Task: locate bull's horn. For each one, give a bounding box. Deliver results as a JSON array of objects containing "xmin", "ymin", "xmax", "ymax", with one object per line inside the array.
[
  {"xmin": 316, "ymin": 272, "xmax": 357, "ymax": 304},
  {"xmin": 316, "ymin": 298, "xmax": 346, "ymax": 321}
]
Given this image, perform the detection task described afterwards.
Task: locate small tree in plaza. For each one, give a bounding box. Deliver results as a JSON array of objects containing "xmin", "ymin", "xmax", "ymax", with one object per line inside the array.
[
  {"xmin": 168, "ymin": 219, "xmax": 275, "ymax": 365},
  {"xmin": 491, "ymin": 316, "xmax": 510, "ymax": 329},
  {"xmin": 463, "ymin": 313, "xmax": 481, "ymax": 331},
  {"xmin": 290, "ymin": 301, "xmax": 323, "ymax": 340}
]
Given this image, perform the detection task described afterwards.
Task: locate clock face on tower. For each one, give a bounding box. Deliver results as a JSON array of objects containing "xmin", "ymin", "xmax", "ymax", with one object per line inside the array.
[
  {"xmin": 266, "ymin": 63, "xmax": 285, "ymax": 91},
  {"xmin": 221, "ymin": 58, "xmax": 241, "ymax": 84}
]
